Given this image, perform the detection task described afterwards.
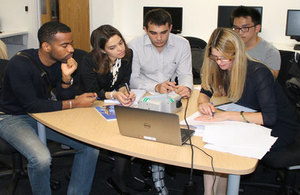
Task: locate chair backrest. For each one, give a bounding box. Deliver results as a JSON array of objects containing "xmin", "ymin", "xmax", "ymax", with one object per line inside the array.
[
  {"xmin": 277, "ymin": 50, "xmax": 295, "ymax": 87},
  {"xmin": 277, "ymin": 50, "xmax": 300, "ymax": 121},
  {"xmin": 0, "ymin": 137, "xmax": 18, "ymax": 154},
  {"xmin": 0, "ymin": 59, "xmax": 9, "ymax": 90},
  {"xmin": 184, "ymin": 36, "xmax": 207, "ymax": 84}
]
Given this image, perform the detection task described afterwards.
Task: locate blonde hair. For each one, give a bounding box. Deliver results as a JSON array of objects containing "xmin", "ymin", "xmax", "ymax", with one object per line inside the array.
[
  {"xmin": 0, "ymin": 40, "xmax": 8, "ymax": 60},
  {"xmin": 201, "ymin": 28, "xmax": 247, "ymax": 102}
]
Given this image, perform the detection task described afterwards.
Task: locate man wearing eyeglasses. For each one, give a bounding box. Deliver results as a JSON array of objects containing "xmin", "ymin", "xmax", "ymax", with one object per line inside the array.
[{"xmin": 231, "ymin": 6, "xmax": 281, "ymax": 77}]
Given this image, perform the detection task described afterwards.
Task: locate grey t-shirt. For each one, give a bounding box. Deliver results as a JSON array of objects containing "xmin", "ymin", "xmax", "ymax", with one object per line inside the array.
[{"xmin": 247, "ymin": 38, "xmax": 281, "ymax": 71}]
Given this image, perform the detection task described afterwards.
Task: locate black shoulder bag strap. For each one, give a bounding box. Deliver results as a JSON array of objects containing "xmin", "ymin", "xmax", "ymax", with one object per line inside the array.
[{"xmin": 16, "ymin": 51, "xmax": 53, "ymax": 99}]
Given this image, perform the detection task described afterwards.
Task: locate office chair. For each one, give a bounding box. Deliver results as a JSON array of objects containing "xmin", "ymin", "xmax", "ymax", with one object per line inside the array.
[
  {"xmin": 277, "ymin": 50, "xmax": 300, "ymax": 121},
  {"xmin": 184, "ymin": 36, "xmax": 207, "ymax": 84},
  {"xmin": 240, "ymin": 147, "xmax": 300, "ymax": 195},
  {"xmin": 0, "ymin": 137, "xmax": 27, "ymax": 195},
  {"xmin": 0, "ymin": 139, "xmax": 65, "ymax": 194}
]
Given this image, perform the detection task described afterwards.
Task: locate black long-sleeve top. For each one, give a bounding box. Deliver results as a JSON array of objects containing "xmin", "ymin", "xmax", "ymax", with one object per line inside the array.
[
  {"xmin": 80, "ymin": 49, "xmax": 133, "ymax": 100},
  {"xmin": 0, "ymin": 49, "xmax": 82, "ymax": 114},
  {"xmin": 200, "ymin": 60, "xmax": 300, "ymax": 150}
]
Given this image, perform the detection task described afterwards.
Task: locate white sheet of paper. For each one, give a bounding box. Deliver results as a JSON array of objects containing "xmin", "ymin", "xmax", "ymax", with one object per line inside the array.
[
  {"xmin": 180, "ymin": 111, "xmax": 277, "ymax": 159},
  {"xmin": 204, "ymin": 143, "xmax": 271, "ymax": 159}
]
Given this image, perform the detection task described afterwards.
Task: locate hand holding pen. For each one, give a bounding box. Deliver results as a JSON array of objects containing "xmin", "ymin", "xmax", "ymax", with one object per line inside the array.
[
  {"xmin": 121, "ymin": 83, "xmax": 135, "ymax": 105},
  {"xmin": 198, "ymin": 102, "xmax": 216, "ymax": 117},
  {"xmin": 109, "ymin": 90, "xmax": 135, "ymax": 106},
  {"xmin": 124, "ymin": 83, "xmax": 132, "ymax": 101},
  {"xmin": 155, "ymin": 80, "xmax": 176, "ymax": 93}
]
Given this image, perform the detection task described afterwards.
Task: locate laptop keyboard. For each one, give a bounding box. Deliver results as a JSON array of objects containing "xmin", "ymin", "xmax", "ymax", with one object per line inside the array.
[{"xmin": 181, "ymin": 128, "xmax": 193, "ymax": 143}]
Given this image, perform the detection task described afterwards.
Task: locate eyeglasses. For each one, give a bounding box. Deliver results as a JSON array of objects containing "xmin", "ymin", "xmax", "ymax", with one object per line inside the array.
[
  {"xmin": 232, "ymin": 25, "xmax": 256, "ymax": 33},
  {"xmin": 209, "ymin": 54, "xmax": 232, "ymax": 63}
]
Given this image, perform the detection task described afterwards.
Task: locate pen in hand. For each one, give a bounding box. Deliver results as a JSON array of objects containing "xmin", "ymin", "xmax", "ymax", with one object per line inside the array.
[
  {"xmin": 211, "ymin": 102, "xmax": 215, "ymax": 117},
  {"xmin": 166, "ymin": 78, "xmax": 176, "ymax": 93},
  {"xmin": 167, "ymin": 78, "xmax": 172, "ymax": 92},
  {"xmin": 125, "ymin": 83, "xmax": 132, "ymax": 102}
]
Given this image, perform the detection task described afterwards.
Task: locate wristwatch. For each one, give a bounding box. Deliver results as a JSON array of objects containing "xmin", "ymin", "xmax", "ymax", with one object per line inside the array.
[{"xmin": 62, "ymin": 77, "xmax": 73, "ymax": 85}]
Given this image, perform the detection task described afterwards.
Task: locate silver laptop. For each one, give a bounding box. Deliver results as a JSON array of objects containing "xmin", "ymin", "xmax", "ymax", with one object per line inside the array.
[{"xmin": 115, "ymin": 105, "xmax": 194, "ymax": 146}]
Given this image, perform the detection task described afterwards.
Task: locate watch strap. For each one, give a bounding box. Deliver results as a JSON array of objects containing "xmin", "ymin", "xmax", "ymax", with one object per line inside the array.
[{"xmin": 62, "ymin": 77, "xmax": 73, "ymax": 85}]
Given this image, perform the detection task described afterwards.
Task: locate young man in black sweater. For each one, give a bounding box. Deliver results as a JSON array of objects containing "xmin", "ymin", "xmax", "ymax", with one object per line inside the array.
[{"xmin": 0, "ymin": 21, "xmax": 99, "ymax": 195}]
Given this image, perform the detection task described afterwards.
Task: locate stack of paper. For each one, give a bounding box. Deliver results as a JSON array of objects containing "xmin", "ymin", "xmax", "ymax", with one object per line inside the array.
[
  {"xmin": 203, "ymin": 121, "xmax": 277, "ymax": 159},
  {"xmin": 180, "ymin": 111, "xmax": 277, "ymax": 159}
]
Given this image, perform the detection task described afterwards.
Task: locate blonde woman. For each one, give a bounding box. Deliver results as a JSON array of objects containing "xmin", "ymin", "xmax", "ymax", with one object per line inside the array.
[
  {"xmin": 0, "ymin": 40, "xmax": 8, "ymax": 59},
  {"xmin": 197, "ymin": 28, "xmax": 300, "ymax": 195}
]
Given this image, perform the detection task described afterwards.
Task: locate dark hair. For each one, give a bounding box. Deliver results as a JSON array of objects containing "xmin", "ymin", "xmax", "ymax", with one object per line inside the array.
[
  {"xmin": 230, "ymin": 6, "xmax": 262, "ymax": 26},
  {"xmin": 90, "ymin": 24, "xmax": 130, "ymax": 75},
  {"xmin": 144, "ymin": 8, "xmax": 172, "ymax": 29},
  {"xmin": 38, "ymin": 21, "xmax": 71, "ymax": 48}
]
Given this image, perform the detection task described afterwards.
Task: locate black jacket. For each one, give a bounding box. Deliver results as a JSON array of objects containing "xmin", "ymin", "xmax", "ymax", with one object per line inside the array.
[
  {"xmin": 201, "ymin": 60, "xmax": 300, "ymax": 150},
  {"xmin": 80, "ymin": 49, "xmax": 133, "ymax": 100}
]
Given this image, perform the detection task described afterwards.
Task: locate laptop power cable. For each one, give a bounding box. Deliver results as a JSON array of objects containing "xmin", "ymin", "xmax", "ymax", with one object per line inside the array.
[
  {"xmin": 182, "ymin": 97, "xmax": 217, "ymax": 195},
  {"xmin": 182, "ymin": 97, "xmax": 198, "ymax": 195}
]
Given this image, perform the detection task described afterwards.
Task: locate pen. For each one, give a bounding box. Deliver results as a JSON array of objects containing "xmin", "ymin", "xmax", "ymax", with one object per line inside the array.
[
  {"xmin": 211, "ymin": 102, "xmax": 215, "ymax": 117},
  {"xmin": 167, "ymin": 78, "xmax": 174, "ymax": 92},
  {"xmin": 167, "ymin": 79, "xmax": 170, "ymax": 93},
  {"xmin": 125, "ymin": 83, "xmax": 132, "ymax": 101},
  {"xmin": 125, "ymin": 83, "xmax": 130, "ymax": 94}
]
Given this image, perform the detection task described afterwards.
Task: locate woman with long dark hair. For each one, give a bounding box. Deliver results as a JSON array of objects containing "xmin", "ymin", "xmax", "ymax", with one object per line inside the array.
[
  {"xmin": 81, "ymin": 24, "xmax": 135, "ymax": 105},
  {"xmin": 81, "ymin": 25, "xmax": 151, "ymax": 194}
]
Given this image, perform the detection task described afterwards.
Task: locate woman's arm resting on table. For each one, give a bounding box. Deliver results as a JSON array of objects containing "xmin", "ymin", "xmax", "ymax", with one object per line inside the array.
[{"xmin": 196, "ymin": 110, "xmax": 264, "ymax": 124}]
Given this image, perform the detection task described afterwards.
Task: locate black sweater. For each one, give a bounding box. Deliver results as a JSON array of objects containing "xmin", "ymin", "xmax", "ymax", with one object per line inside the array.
[{"xmin": 80, "ymin": 49, "xmax": 133, "ymax": 100}]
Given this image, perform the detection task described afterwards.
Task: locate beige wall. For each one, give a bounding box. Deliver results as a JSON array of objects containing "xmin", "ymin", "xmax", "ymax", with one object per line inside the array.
[
  {"xmin": 1, "ymin": 0, "xmax": 300, "ymax": 52},
  {"xmin": 0, "ymin": 0, "xmax": 40, "ymax": 49},
  {"xmin": 90, "ymin": 0, "xmax": 300, "ymax": 47}
]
